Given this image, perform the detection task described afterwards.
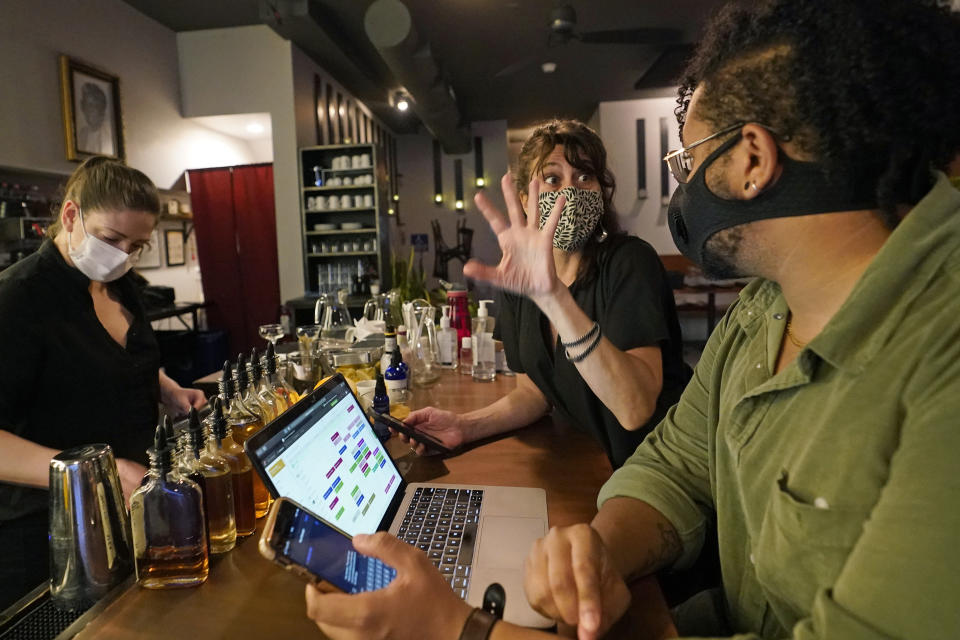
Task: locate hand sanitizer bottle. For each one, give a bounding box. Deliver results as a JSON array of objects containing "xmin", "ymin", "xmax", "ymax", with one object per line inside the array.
[
  {"xmin": 471, "ymin": 300, "xmax": 496, "ymax": 382},
  {"xmin": 437, "ymin": 305, "xmax": 458, "ymax": 369}
]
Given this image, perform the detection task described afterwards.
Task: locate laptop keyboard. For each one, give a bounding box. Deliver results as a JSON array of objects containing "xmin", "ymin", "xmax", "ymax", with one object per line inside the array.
[{"xmin": 396, "ymin": 487, "xmax": 483, "ymax": 599}]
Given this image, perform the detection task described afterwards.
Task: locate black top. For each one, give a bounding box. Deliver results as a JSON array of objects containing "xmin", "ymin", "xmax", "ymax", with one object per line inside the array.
[
  {"xmin": 498, "ymin": 235, "xmax": 690, "ymax": 468},
  {"xmin": 0, "ymin": 240, "xmax": 160, "ymax": 521}
]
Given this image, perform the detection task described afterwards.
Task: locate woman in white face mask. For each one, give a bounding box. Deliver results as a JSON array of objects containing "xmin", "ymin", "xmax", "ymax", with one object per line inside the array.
[
  {"xmin": 0, "ymin": 156, "xmax": 205, "ymax": 610},
  {"xmin": 398, "ymin": 120, "xmax": 690, "ymax": 470}
]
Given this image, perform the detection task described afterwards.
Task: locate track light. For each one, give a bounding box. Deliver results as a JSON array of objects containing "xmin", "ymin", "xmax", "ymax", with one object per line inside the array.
[
  {"xmin": 394, "ymin": 92, "xmax": 409, "ymax": 112},
  {"xmin": 455, "ymin": 200, "xmax": 464, "ymax": 210}
]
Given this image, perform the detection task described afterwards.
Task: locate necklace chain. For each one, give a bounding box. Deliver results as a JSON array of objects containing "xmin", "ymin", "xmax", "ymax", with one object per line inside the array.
[{"xmin": 785, "ymin": 316, "xmax": 808, "ymax": 349}]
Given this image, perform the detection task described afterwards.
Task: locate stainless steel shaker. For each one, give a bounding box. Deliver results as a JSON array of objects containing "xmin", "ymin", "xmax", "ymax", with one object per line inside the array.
[{"xmin": 49, "ymin": 444, "xmax": 133, "ymax": 609}]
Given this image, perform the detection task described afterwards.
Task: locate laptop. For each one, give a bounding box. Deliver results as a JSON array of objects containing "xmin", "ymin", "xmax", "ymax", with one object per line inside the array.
[{"xmin": 244, "ymin": 374, "xmax": 552, "ymax": 627}]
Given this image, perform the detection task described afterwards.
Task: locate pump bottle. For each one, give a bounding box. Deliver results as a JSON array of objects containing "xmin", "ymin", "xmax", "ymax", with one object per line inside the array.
[
  {"xmin": 437, "ymin": 305, "xmax": 458, "ymax": 369},
  {"xmin": 471, "ymin": 300, "xmax": 496, "ymax": 382}
]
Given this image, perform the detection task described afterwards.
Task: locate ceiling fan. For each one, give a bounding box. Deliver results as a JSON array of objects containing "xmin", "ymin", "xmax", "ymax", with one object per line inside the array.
[{"xmin": 494, "ymin": 4, "xmax": 683, "ymax": 78}]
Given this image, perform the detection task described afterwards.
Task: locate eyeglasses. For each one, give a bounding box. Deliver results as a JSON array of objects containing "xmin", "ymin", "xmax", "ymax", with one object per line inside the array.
[{"xmin": 662, "ymin": 122, "xmax": 745, "ymax": 184}]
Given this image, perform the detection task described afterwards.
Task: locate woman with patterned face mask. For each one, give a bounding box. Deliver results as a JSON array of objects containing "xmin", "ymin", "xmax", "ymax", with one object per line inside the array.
[
  {"xmin": 0, "ymin": 156, "xmax": 206, "ymax": 609},
  {"xmin": 400, "ymin": 120, "xmax": 690, "ymax": 470}
]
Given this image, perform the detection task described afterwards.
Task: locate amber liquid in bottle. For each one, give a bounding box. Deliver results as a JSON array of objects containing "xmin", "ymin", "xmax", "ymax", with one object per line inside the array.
[
  {"xmin": 132, "ymin": 421, "xmax": 209, "ymax": 589},
  {"xmin": 232, "ymin": 421, "xmax": 270, "ymax": 519},
  {"xmin": 191, "ymin": 469, "xmax": 237, "ymax": 554},
  {"xmin": 209, "ymin": 392, "xmax": 257, "ymax": 537},
  {"xmin": 181, "ymin": 408, "xmax": 237, "ymax": 555},
  {"xmin": 233, "ymin": 357, "xmax": 271, "ymax": 519}
]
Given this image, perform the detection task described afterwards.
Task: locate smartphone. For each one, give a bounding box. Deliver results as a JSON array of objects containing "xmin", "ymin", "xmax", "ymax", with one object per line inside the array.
[
  {"xmin": 373, "ymin": 413, "xmax": 453, "ymax": 454},
  {"xmin": 259, "ymin": 497, "xmax": 397, "ymax": 594}
]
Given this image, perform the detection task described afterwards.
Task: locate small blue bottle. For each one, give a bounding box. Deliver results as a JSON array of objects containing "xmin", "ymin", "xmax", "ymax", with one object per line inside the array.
[
  {"xmin": 384, "ymin": 348, "xmax": 408, "ymax": 397},
  {"xmin": 370, "ymin": 374, "xmax": 391, "ymax": 441},
  {"xmin": 373, "ymin": 374, "xmax": 390, "ymax": 415}
]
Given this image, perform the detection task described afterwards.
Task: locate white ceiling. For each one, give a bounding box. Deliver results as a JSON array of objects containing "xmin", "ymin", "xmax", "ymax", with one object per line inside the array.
[{"xmin": 190, "ymin": 112, "xmax": 272, "ymax": 141}]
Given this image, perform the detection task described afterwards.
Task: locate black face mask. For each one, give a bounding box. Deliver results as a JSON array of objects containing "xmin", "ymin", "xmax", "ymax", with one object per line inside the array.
[{"xmin": 668, "ymin": 133, "xmax": 877, "ymax": 271}]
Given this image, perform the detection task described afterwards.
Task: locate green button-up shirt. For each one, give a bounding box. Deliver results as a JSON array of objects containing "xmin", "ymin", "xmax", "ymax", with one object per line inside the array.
[{"xmin": 599, "ymin": 173, "xmax": 960, "ymax": 639}]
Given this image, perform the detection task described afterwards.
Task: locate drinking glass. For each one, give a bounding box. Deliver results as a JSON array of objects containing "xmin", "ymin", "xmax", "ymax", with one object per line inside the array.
[
  {"xmin": 296, "ymin": 324, "xmax": 321, "ymax": 357},
  {"xmin": 258, "ymin": 323, "xmax": 285, "ymax": 347}
]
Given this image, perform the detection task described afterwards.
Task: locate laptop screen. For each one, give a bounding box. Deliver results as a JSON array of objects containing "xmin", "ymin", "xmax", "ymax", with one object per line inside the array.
[{"xmin": 251, "ymin": 379, "xmax": 402, "ymax": 536}]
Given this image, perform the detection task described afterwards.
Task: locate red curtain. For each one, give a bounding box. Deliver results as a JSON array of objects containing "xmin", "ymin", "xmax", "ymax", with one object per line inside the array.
[{"xmin": 189, "ymin": 164, "xmax": 280, "ymax": 356}]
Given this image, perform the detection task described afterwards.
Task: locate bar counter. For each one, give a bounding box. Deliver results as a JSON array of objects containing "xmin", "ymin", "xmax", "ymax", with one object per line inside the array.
[{"xmin": 65, "ymin": 371, "xmax": 677, "ymax": 639}]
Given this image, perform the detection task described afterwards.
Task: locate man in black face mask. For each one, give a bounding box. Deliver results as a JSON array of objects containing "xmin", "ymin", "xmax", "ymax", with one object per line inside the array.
[
  {"xmin": 518, "ymin": 1, "xmax": 960, "ymax": 639},
  {"xmin": 300, "ymin": 1, "xmax": 960, "ymax": 639}
]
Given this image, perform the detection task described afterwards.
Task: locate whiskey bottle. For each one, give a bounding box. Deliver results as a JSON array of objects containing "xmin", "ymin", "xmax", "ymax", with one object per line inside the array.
[
  {"xmin": 207, "ymin": 397, "xmax": 256, "ymax": 537},
  {"xmin": 231, "ymin": 357, "xmax": 270, "ymax": 519},
  {"xmin": 241, "ymin": 352, "xmax": 275, "ymax": 423},
  {"xmin": 249, "ymin": 347, "xmax": 279, "ymax": 421},
  {"xmin": 180, "ymin": 407, "xmax": 236, "ymax": 554},
  {"xmin": 264, "ymin": 342, "xmax": 300, "ymax": 407},
  {"xmin": 130, "ymin": 418, "xmax": 209, "ymax": 589}
]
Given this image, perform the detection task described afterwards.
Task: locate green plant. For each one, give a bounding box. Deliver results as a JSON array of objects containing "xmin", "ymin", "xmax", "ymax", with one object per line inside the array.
[{"xmin": 390, "ymin": 246, "xmax": 428, "ymax": 303}]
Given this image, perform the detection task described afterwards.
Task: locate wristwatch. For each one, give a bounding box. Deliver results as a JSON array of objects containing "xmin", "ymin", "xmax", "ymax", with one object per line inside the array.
[{"xmin": 458, "ymin": 607, "xmax": 498, "ymax": 640}]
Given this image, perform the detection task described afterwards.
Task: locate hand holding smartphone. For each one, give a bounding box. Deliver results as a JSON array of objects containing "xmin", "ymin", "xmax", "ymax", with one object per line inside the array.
[
  {"xmin": 373, "ymin": 413, "xmax": 454, "ymax": 454},
  {"xmin": 260, "ymin": 498, "xmax": 396, "ymax": 593}
]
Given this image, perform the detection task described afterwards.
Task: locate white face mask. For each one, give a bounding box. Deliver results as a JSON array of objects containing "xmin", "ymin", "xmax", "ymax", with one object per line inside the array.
[{"xmin": 67, "ymin": 208, "xmax": 140, "ymax": 282}]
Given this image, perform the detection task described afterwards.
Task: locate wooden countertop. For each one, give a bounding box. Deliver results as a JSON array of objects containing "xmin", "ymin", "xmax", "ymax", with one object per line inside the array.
[{"xmin": 70, "ymin": 371, "xmax": 676, "ymax": 639}]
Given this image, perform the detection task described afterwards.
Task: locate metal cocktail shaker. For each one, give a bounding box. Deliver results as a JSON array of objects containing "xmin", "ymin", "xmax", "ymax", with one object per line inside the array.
[{"xmin": 49, "ymin": 444, "xmax": 133, "ymax": 609}]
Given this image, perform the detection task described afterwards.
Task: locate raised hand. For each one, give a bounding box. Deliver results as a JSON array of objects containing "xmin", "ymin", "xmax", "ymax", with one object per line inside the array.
[{"xmin": 463, "ymin": 174, "xmax": 566, "ymax": 301}]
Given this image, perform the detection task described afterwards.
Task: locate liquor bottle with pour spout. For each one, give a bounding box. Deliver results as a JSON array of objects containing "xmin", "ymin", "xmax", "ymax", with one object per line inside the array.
[
  {"xmin": 231, "ymin": 357, "xmax": 270, "ymax": 518},
  {"xmin": 130, "ymin": 417, "xmax": 209, "ymax": 589},
  {"xmin": 207, "ymin": 396, "xmax": 256, "ymax": 537},
  {"xmin": 179, "ymin": 407, "xmax": 236, "ymax": 554}
]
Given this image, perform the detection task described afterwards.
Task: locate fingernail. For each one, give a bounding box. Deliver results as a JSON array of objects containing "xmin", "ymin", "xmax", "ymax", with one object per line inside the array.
[{"xmin": 581, "ymin": 608, "xmax": 598, "ymax": 630}]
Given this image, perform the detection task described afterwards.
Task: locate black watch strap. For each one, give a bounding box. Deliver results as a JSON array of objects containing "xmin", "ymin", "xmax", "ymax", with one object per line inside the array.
[{"xmin": 458, "ymin": 607, "xmax": 498, "ymax": 640}]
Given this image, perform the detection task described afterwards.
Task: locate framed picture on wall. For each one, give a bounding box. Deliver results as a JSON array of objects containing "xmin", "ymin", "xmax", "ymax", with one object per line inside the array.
[
  {"xmin": 58, "ymin": 54, "xmax": 125, "ymax": 161},
  {"xmin": 164, "ymin": 229, "xmax": 185, "ymax": 266},
  {"xmin": 138, "ymin": 228, "xmax": 162, "ymax": 268}
]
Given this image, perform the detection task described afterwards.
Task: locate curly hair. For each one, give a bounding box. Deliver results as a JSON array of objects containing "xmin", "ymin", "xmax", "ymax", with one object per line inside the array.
[
  {"xmin": 516, "ymin": 119, "xmax": 623, "ymax": 281},
  {"xmin": 676, "ymin": 0, "xmax": 960, "ymax": 228}
]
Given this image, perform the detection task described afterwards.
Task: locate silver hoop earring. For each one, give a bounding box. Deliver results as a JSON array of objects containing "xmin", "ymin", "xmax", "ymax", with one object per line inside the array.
[{"xmin": 596, "ymin": 224, "xmax": 608, "ymax": 243}]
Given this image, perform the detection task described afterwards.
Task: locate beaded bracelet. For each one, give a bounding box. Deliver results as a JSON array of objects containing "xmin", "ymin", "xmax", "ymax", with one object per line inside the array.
[
  {"xmin": 561, "ymin": 321, "xmax": 600, "ymax": 349},
  {"xmin": 565, "ymin": 325, "xmax": 602, "ymax": 363}
]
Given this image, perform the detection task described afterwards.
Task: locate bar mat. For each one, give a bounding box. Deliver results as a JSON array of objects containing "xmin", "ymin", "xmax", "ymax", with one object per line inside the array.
[{"xmin": 0, "ymin": 599, "xmax": 88, "ymax": 640}]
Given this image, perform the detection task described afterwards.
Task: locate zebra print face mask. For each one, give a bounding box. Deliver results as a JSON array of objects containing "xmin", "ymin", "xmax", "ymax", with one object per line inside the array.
[{"xmin": 537, "ymin": 186, "xmax": 604, "ymax": 251}]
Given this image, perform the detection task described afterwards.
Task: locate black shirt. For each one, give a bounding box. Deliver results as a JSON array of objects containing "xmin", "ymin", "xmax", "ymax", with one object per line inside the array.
[
  {"xmin": 0, "ymin": 240, "xmax": 160, "ymax": 521},
  {"xmin": 498, "ymin": 235, "xmax": 690, "ymax": 468}
]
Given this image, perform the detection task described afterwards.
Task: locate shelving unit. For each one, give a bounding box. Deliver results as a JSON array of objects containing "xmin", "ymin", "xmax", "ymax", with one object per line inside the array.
[{"xmin": 298, "ymin": 143, "xmax": 391, "ymax": 294}]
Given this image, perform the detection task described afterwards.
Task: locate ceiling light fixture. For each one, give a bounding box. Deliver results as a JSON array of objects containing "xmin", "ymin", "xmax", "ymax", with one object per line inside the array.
[
  {"xmin": 454, "ymin": 159, "xmax": 464, "ymax": 212},
  {"xmin": 541, "ymin": 62, "xmax": 557, "ymax": 74},
  {"xmin": 474, "ymin": 136, "xmax": 485, "ymax": 189},
  {"xmin": 394, "ymin": 92, "xmax": 410, "ymax": 112}
]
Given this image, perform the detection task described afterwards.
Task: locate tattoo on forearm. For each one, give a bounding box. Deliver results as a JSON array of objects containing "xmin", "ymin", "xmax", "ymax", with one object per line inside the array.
[{"xmin": 634, "ymin": 522, "xmax": 682, "ymax": 577}]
